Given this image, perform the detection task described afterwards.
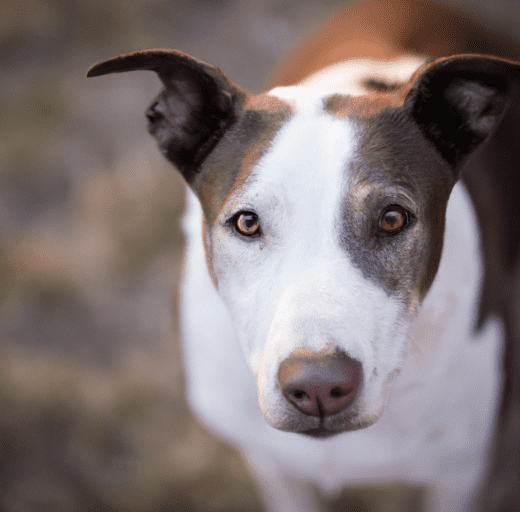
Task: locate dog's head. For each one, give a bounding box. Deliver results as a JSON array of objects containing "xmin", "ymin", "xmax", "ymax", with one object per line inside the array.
[{"xmin": 88, "ymin": 51, "xmax": 519, "ymax": 437}]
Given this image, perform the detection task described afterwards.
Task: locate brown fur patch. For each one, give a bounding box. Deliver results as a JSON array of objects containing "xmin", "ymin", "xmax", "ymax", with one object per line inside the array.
[
  {"xmin": 324, "ymin": 91, "xmax": 407, "ymax": 119},
  {"xmin": 245, "ymin": 93, "xmax": 297, "ymax": 112},
  {"xmin": 201, "ymin": 215, "xmax": 218, "ymax": 287},
  {"xmin": 338, "ymin": 107, "xmax": 455, "ymax": 310}
]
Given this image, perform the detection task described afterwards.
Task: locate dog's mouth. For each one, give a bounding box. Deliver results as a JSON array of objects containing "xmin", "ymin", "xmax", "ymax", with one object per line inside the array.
[
  {"xmin": 300, "ymin": 426, "xmax": 339, "ymax": 439},
  {"xmin": 299, "ymin": 416, "xmax": 362, "ymax": 439}
]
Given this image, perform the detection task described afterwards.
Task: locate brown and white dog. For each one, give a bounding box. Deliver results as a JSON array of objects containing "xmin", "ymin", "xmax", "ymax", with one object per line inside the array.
[{"xmin": 87, "ymin": 1, "xmax": 520, "ymax": 510}]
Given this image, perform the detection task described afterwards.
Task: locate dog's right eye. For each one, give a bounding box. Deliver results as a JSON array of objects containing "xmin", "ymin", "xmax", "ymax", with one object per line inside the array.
[{"xmin": 232, "ymin": 211, "xmax": 261, "ymax": 237}]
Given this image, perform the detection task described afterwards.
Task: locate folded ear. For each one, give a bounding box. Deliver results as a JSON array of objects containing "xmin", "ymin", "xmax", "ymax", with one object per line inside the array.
[
  {"xmin": 87, "ymin": 50, "xmax": 248, "ymax": 182},
  {"xmin": 405, "ymin": 55, "xmax": 520, "ymax": 172}
]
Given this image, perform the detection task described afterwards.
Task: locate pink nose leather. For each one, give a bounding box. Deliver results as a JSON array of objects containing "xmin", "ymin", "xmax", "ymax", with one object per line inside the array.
[{"xmin": 278, "ymin": 354, "xmax": 362, "ymax": 417}]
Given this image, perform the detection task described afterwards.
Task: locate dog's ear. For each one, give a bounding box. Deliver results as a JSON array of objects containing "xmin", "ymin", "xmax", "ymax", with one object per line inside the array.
[
  {"xmin": 405, "ymin": 55, "xmax": 520, "ymax": 172},
  {"xmin": 87, "ymin": 50, "xmax": 248, "ymax": 182}
]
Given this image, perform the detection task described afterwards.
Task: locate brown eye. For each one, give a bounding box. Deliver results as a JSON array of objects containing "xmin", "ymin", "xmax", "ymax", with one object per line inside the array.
[
  {"xmin": 235, "ymin": 212, "xmax": 260, "ymax": 236},
  {"xmin": 379, "ymin": 206, "xmax": 409, "ymax": 233}
]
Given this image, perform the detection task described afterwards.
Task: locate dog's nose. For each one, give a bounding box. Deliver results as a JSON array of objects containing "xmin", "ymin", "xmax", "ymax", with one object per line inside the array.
[{"xmin": 278, "ymin": 354, "xmax": 361, "ymax": 417}]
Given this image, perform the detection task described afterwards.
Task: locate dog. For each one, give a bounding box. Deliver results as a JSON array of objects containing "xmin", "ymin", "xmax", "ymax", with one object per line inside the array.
[{"xmin": 87, "ymin": 1, "xmax": 520, "ymax": 510}]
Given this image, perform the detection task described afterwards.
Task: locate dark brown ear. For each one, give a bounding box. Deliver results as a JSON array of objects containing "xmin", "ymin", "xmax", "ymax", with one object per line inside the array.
[
  {"xmin": 405, "ymin": 55, "xmax": 520, "ymax": 172},
  {"xmin": 87, "ymin": 50, "xmax": 248, "ymax": 182}
]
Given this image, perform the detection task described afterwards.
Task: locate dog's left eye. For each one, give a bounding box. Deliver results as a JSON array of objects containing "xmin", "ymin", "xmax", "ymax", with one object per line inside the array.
[
  {"xmin": 379, "ymin": 205, "xmax": 411, "ymax": 234},
  {"xmin": 233, "ymin": 211, "xmax": 261, "ymax": 237}
]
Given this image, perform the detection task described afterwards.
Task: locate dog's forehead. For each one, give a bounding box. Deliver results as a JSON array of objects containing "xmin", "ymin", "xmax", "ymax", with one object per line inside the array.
[{"xmin": 207, "ymin": 87, "xmax": 408, "ymax": 211}]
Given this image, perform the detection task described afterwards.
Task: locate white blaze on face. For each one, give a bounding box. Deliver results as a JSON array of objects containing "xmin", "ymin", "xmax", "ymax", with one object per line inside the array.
[{"xmin": 210, "ymin": 88, "xmax": 411, "ymax": 424}]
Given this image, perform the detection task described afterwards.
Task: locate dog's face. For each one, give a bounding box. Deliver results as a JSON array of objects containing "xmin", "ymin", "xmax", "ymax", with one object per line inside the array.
[
  {"xmin": 201, "ymin": 87, "xmax": 455, "ymax": 434},
  {"xmin": 88, "ymin": 52, "xmax": 517, "ymax": 437}
]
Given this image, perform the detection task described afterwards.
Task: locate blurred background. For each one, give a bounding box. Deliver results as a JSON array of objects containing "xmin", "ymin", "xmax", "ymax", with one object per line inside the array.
[{"xmin": 1, "ymin": 1, "xmax": 520, "ymax": 511}]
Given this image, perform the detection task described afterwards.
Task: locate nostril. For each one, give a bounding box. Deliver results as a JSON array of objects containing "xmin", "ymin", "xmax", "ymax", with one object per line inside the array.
[
  {"xmin": 286, "ymin": 387, "xmax": 318, "ymax": 415},
  {"xmin": 330, "ymin": 386, "xmax": 351, "ymax": 399}
]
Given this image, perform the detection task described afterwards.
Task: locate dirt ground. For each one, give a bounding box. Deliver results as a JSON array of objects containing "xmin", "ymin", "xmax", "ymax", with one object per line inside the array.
[{"xmin": 1, "ymin": 1, "xmax": 520, "ymax": 511}]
